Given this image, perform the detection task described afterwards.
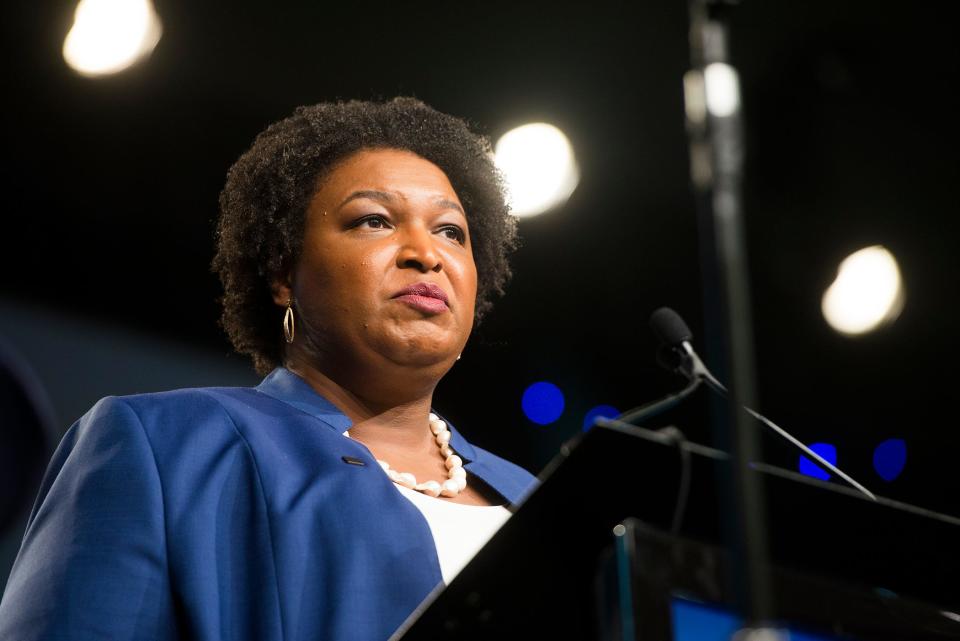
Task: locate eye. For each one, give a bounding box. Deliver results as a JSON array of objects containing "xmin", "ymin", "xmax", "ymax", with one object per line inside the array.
[
  {"xmin": 350, "ymin": 214, "xmax": 391, "ymax": 231},
  {"xmin": 438, "ymin": 225, "xmax": 466, "ymax": 244}
]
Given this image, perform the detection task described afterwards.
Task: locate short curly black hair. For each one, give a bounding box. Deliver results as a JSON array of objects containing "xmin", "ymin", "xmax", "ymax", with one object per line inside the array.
[{"xmin": 212, "ymin": 97, "xmax": 518, "ymax": 376}]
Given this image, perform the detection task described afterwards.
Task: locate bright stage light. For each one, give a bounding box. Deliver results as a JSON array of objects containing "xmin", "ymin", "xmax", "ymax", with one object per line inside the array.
[
  {"xmin": 703, "ymin": 63, "xmax": 740, "ymax": 118},
  {"xmin": 63, "ymin": 0, "xmax": 163, "ymax": 77},
  {"xmin": 821, "ymin": 245, "xmax": 905, "ymax": 336},
  {"xmin": 494, "ymin": 123, "xmax": 579, "ymax": 218}
]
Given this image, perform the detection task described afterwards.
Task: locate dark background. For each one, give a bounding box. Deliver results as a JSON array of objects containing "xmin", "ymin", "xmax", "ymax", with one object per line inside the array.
[{"xmin": 2, "ymin": 0, "xmax": 958, "ymax": 582}]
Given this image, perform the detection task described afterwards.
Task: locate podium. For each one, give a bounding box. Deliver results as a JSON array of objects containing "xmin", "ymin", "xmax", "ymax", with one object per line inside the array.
[{"xmin": 392, "ymin": 421, "xmax": 960, "ymax": 640}]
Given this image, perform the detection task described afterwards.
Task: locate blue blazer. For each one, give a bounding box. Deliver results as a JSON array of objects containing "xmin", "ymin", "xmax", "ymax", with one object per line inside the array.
[{"xmin": 0, "ymin": 368, "xmax": 537, "ymax": 641}]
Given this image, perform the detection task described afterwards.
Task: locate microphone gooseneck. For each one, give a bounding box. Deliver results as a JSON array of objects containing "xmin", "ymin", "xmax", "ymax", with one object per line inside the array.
[{"xmin": 647, "ymin": 308, "xmax": 877, "ymax": 502}]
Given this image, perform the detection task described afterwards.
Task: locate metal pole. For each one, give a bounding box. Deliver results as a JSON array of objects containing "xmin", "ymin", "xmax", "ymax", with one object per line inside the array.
[{"xmin": 683, "ymin": 1, "xmax": 778, "ymax": 633}]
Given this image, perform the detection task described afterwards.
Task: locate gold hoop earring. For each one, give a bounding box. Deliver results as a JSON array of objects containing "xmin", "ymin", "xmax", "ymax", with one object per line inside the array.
[{"xmin": 283, "ymin": 299, "xmax": 295, "ymax": 344}]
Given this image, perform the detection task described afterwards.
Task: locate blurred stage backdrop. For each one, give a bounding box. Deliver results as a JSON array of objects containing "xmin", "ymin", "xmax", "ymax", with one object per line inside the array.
[{"xmin": 2, "ymin": 0, "xmax": 958, "ymax": 586}]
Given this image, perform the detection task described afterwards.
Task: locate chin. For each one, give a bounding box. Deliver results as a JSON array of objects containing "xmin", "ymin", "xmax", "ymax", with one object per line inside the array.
[
  {"xmin": 376, "ymin": 333, "xmax": 461, "ymax": 371},
  {"xmin": 395, "ymin": 344, "xmax": 458, "ymax": 368}
]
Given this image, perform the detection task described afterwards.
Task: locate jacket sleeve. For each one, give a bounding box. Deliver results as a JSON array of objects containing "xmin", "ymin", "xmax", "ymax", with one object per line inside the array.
[{"xmin": 0, "ymin": 397, "xmax": 176, "ymax": 641}]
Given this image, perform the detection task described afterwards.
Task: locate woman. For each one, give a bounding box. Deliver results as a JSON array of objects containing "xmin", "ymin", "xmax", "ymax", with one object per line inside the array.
[{"xmin": 0, "ymin": 98, "xmax": 537, "ymax": 640}]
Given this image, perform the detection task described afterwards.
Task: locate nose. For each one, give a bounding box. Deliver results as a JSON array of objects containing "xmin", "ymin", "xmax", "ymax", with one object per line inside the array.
[{"xmin": 396, "ymin": 224, "xmax": 442, "ymax": 273}]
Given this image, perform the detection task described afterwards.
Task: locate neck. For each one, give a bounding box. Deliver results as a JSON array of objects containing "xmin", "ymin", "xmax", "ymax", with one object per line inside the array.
[{"xmin": 284, "ymin": 357, "xmax": 438, "ymax": 448}]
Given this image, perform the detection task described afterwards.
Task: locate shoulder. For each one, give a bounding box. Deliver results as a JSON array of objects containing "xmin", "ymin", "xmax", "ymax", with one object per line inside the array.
[
  {"xmin": 470, "ymin": 443, "xmax": 536, "ymax": 483},
  {"xmin": 82, "ymin": 384, "xmax": 271, "ymax": 432},
  {"xmin": 69, "ymin": 383, "xmax": 354, "ymax": 483},
  {"xmin": 466, "ymin": 442, "xmax": 539, "ymax": 506},
  {"xmin": 59, "ymin": 386, "xmax": 260, "ymax": 461},
  {"xmin": 63, "ymin": 384, "xmax": 292, "ymax": 471},
  {"xmin": 106, "ymin": 384, "xmax": 259, "ymax": 414}
]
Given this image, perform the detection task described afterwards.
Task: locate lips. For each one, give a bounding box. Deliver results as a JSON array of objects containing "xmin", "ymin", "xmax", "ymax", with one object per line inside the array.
[{"xmin": 393, "ymin": 282, "xmax": 449, "ymax": 314}]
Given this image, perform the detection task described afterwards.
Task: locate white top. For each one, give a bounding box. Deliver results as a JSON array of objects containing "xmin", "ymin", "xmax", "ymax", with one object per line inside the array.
[{"xmin": 394, "ymin": 484, "xmax": 512, "ymax": 585}]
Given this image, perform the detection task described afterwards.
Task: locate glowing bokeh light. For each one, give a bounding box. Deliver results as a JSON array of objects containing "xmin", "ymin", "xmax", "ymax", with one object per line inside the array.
[
  {"xmin": 582, "ymin": 404, "xmax": 620, "ymax": 432},
  {"xmin": 798, "ymin": 442, "xmax": 837, "ymax": 481},
  {"xmin": 703, "ymin": 62, "xmax": 741, "ymax": 117},
  {"xmin": 521, "ymin": 381, "xmax": 565, "ymax": 425},
  {"xmin": 494, "ymin": 123, "xmax": 579, "ymax": 218},
  {"xmin": 63, "ymin": 0, "xmax": 163, "ymax": 77},
  {"xmin": 873, "ymin": 438, "xmax": 907, "ymax": 482},
  {"xmin": 822, "ymin": 245, "xmax": 905, "ymax": 336},
  {"xmin": 671, "ymin": 598, "xmax": 839, "ymax": 641}
]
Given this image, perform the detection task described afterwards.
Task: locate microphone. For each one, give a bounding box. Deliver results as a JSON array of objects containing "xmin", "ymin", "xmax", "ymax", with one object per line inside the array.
[
  {"xmin": 648, "ymin": 307, "xmax": 877, "ymax": 501},
  {"xmin": 649, "ymin": 306, "xmax": 693, "ymax": 345},
  {"xmin": 649, "ymin": 308, "xmax": 722, "ymax": 389}
]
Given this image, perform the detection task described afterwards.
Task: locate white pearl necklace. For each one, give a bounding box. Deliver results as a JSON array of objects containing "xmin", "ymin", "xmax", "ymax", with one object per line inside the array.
[{"xmin": 344, "ymin": 413, "xmax": 468, "ymax": 498}]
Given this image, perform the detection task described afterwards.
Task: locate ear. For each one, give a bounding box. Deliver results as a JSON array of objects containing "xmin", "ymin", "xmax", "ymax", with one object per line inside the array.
[{"xmin": 270, "ymin": 269, "xmax": 293, "ymax": 307}]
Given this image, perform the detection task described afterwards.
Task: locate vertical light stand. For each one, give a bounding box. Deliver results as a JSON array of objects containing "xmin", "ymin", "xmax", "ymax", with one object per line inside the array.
[{"xmin": 683, "ymin": 2, "xmax": 781, "ymax": 638}]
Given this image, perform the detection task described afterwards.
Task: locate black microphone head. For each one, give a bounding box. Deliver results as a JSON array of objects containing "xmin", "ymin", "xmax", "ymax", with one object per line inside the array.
[{"xmin": 649, "ymin": 307, "xmax": 693, "ymax": 346}]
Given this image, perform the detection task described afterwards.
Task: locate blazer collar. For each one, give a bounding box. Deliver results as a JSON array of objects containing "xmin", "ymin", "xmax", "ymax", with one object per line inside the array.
[{"xmin": 255, "ymin": 367, "xmax": 478, "ymax": 462}]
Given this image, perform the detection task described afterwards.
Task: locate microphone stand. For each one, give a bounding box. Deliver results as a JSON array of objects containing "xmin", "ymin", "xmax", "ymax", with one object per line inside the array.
[{"xmin": 683, "ymin": 1, "xmax": 780, "ymax": 636}]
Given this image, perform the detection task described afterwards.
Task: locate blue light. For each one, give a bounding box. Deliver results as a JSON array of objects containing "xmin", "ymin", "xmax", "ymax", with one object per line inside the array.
[
  {"xmin": 873, "ymin": 438, "xmax": 907, "ymax": 481},
  {"xmin": 671, "ymin": 599, "xmax": 741, "ymax": 641},
  {"xmin": 521, "ymin": 381, "xmax": 565, "ymax": 425},
  {"xmin": 582, "ymin": 404, "xmax": 620, "ymax": 431},
  {"xmin": 671, "ymin": 598, "xmax": 843, "ymax": 641},
  {"xmin": 798, "ymin": 443, "xmax": 837, "ymax": 481}
]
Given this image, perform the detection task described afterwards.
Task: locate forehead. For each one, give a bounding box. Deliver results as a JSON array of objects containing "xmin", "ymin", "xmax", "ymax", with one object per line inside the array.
[{"xmin": 314, "ymin": 148, "xmax": 461, "ymax": 207}]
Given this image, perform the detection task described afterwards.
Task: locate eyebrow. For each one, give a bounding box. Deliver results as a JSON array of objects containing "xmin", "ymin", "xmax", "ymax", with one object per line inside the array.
[
  {"xmin": 337, "ymin": 190, "xmax": 466, "ymax": 216},
  {"xmin": 433, "ymin": 198, "xmax": 466, "ymax": 216},
  {"xmin": 337, "ymin": 190, "xmax": 396, "ymax": 209}
]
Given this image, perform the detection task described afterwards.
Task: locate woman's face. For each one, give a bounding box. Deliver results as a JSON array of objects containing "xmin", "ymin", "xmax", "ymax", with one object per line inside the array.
[{"xmin": 278, "ymin": 148, "xmax": 478, "ymax": 376}]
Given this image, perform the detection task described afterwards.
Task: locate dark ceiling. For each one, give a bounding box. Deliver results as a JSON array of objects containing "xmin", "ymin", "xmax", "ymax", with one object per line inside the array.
[{"xmin": 3, "ymin": 1, "xmax": 959, "ymax": 514}]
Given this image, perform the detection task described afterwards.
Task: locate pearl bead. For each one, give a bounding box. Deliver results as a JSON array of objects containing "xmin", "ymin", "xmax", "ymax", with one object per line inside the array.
[
  {"xmin": 418, "ymin": 480, "xmax": 442, "ymax": 497},
  {"xmin": 345, "ymin": 418, "xmax": 468, "ymax": 499},
  {"xmin": 397, "ymin": 472, "xmax": 417, "ymax": 488},
  {"xmin": 440, "ymin": 479, "xmax": 461, "ymax": 497}
]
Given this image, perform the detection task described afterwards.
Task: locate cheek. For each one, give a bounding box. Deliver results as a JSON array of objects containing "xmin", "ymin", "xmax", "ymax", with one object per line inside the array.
[
  {"xmin": 293, "ymin": 253, "xmax": 360, "ymax": 324},
  {"xmin": 458, "ymin": 257, "xmax": 479, "ymax": 318},
  {"xmin": 465, "ymin": 250, "xmax": 479, "ymax": 294},
  {"xmin": 300, "ymin": 240, "xmax": 381, "ymax": 295}
]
